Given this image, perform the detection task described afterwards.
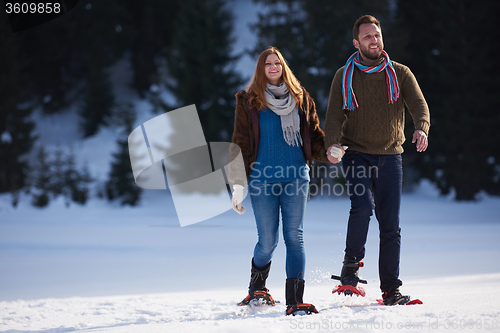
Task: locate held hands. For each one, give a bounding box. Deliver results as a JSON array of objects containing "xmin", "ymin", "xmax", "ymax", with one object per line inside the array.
[
  {"xmin": 327, "ymin": 144, "xmax": 348, "ymax": 164},
  {"xmin": 412, "ymin": 130, "xmax": 428, "ymax": 152},
  {"xmin": 231, "ymin": 184, "xmax": 245, "ymax": 214}
]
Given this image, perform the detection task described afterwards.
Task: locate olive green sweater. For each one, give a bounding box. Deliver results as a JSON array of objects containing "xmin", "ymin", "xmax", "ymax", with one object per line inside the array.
[{"xmin": 324, "ymin": 60, "xmax": 430, "ymax": 155}]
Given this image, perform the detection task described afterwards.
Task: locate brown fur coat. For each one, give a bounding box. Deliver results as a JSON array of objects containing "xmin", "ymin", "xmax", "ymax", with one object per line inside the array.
[{"xmin": 229, "ymin": 88, "xmax": 328, "ymax": 186}]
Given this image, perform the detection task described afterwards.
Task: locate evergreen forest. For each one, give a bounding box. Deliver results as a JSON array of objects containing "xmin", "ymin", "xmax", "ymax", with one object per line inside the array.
[{"xmin": 1, "ymin": 0, "xmax": 498, "ymax": 206}]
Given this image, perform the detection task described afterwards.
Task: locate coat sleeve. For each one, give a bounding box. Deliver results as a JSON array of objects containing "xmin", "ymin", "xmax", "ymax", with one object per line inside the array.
[
  {"xmin": 228, "ymin": 91, "xmax": 252, "ymax": 187},
  {"xmin": 304, "ymin": 89, "xmax": 329, "ymax": 163}
]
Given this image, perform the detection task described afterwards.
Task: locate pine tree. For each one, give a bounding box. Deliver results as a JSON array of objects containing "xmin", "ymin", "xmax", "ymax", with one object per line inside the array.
[
  {"xmin": 79, "ymin": 67, "xmax": 115, "ymax": 137},
  {"xmin": 31, "ymin": 146, "xmax": 52, "ymax": 207},
  {"xmin": 105, "ymin": 104, "xmax": 142, "ymax": 206},
  {"xmin": 122, "ymin": 0, "xmax": 181, "ymax": 96},
  {"xmin": 166, "ymin": 0, "xmax": 242, "ymax": 142},
  {"xmin": 14, "ymin": 0, "xmax": 127, "ymax": 113},
  {"xmin": 0, "ymin": 19, "xmax": 35, "ymax": 196},
  {"xmin": 393, "ymin": 0, "xmax": 500, "ymax": 200},
  {"xmin": 29, "ymin": 146, "xmax": 92, "ymax": 207},
  {"xmin": 50, "ymin": 147, "xmax": 66, "ymax": 197},
  {"xmin": 63, "ymin": 152, "xmax": 91, "ymax": 206},
  {"xmin": 10, "ymin": 0, "xmax": 127, "ymax": 140}
]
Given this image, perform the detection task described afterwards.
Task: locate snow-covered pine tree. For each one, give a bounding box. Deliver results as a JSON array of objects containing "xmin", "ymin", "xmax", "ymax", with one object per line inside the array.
[
  {"xmin": 31, "ymin": 146, "xmax": 52, "ymax": 207},
  {"xmin": 30, "ymin": 146, "xmax": 93, "ymax": 207},
  {"xmin": 63, "ymin": 151, "xmax": 91, "ymax": 206},
  {"xmin": 166, "ymin": 0, "xmax": 242, "ymax": 142},
  {"xmin": 105, "ymin": 104, "xmax": 142, "ymax": 206}
]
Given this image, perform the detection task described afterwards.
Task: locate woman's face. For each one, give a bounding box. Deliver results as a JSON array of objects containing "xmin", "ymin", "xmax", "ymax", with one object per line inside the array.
[{"xmin": 264, "ymin": 53, "xmax": 282, "ymax": 86}]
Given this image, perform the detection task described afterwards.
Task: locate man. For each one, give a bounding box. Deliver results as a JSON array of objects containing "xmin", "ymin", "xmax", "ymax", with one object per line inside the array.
[{"xmin": 324, "ymin": 15, "xmax": 430, "ymax": 305}]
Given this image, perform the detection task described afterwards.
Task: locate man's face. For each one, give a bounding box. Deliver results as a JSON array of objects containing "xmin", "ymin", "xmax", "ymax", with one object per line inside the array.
[{"xmin": 353, "ymin": 23, "xmax": 384, "ymax": 61}]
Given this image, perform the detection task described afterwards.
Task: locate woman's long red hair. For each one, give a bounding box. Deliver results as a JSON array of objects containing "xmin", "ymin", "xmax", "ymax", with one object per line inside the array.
[{"xmin": 247, "ymin": 46, "xmax": 303, "ymax": 110}]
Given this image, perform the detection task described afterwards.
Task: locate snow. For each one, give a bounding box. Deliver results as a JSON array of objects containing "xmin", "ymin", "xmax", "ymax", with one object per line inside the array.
[
  {"xmin": 1, "ymin": 274, "xmax": 500, "ymax": 333},
  {"xmin": 1, "ymin": 1, "xmax": 500, "ymax": 332},
  {"xmin": 1, "ymin": 182, "xmax": 500, "ymax": 332},
  {"xmin": 228, "ymin": 0, "xmax": 266, "ymax": 82},
  {"xmin": 0, "ymin": 131, "xmax": 12, "ymax": 144}
]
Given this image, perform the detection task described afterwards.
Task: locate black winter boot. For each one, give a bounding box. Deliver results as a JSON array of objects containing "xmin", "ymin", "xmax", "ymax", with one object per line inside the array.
[
  {"xmin": 285, "ymin": 278, "xmax": 303, "ymax": 305},
  {"xmin": 381, "ymin": 286, "xmax": 411, "ymax": 305},
  {"xmin": 249, "ymin": 258, "xmax": 271, "ymax": 293},
  {"xmin": 285, "ymin": 278, "xmax": 318, "ymax": 316},
  {"xmin": 340, "ymin": 254, "xmax": 363, "ymax": 287},
  {"xmin": 238, "ymin": 259, "xmax": 275, "ymax": 306},
  {"xmin": 331, "ymin": 254, "xmax": 367, "ymax": 296}
]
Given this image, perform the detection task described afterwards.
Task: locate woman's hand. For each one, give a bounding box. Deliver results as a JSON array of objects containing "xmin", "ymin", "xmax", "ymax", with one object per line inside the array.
[
  {"xmin": 232, "ymin": 184, "xmax": 245, "ymax": 214},
  {"xmin": 327, "ymin": 144, "xmax": 348, "ymax": 164}
]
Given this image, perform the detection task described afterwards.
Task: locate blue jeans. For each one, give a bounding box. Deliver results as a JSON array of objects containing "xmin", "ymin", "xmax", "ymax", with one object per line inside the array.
[
  {"xmin": 342, "ymin": 151, "xmax": 403, "ymax": 292},
  {"xmin": 249, "ymin": 179, "xmax": 309, "ymax": 279}
]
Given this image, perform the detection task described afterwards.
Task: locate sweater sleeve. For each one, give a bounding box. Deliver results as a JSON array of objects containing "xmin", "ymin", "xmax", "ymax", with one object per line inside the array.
[
  {"xmin": 324, "ymin": 67, "xmax": 346, "ymax": 149},
  {"xmin": 400, "ymin": 66, "xmax": 431, "ymax": 136},
  {"xmin": 305, "ymin": 91, "xmax": 329, "ymax": 163}
]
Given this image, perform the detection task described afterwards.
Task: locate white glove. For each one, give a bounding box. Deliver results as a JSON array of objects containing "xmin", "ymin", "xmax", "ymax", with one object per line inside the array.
[
  {"xmin": 329, "ymin": 145, "xmax": 348, "ymax": 161},
  {"xmin": 231, "ymin": 184, "xmax": 245, "ymax": 214}
]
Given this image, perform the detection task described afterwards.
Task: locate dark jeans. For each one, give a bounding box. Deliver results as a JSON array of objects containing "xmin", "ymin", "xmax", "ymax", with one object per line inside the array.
[{"xmin": 342, "ymin": 151, "xmax": 403, "ymax": 292}]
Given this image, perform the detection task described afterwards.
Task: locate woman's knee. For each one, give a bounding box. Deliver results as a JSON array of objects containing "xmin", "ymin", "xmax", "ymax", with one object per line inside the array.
[
  {"xmin": 282, "ymin": 229, "xmax": 304, "ymax": 248},
  {"xmin": 256, "ymin": 236, "xmax": 279, "ymax": 255}
]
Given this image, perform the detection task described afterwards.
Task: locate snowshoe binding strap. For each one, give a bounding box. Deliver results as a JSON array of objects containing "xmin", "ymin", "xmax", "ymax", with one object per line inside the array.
[
  {"xmin": 344, "ymin": 261, "xmax": 364, "ymax": 268},
  {"xmin": 237, "ymin": 289, "xmax": 276, "ymax": 306},
  {"xmin": 286, "ymin": 303, "xmax": 318, "ymax": 316},
  {"xmin": 331, "ymin": 275, "xmax": 367, "ymax": 284}
]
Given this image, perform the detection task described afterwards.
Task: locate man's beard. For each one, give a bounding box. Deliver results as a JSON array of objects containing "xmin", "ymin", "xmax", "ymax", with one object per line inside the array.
[{"xmin": 360, "ymin": 45, "xmax": 382, "ymax": 61}]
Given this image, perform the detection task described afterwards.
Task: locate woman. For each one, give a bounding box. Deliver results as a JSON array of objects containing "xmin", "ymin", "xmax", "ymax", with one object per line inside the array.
[{"xmin": 229, "ymin": 47, "xmax": 329, "ymax": 315}]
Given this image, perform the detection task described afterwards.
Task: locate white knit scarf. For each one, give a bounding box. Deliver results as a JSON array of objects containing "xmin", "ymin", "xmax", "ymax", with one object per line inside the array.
[{"xmin": 264, "ymin": 83, "xmax": 302, "ymax": 146}]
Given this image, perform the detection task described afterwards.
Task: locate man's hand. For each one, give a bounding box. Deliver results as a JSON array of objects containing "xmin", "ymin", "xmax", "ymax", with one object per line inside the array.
[
  {"xmin": 412, "ymin": 130, "xmax": 428, "ymax": 152},
  {"xmin": 327, "ymin": 144, "xmax": 348, "ymax": 164}
]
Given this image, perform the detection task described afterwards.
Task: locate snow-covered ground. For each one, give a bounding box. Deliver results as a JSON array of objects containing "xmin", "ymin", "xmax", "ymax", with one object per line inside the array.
[
  {"xmin": 1, "ymin": 182, "xmax": 500, "ymax": 332},
  {"xmin": 2, "ymin": 274, "xmax": 500, "ymax": 333},
  {"xmin": 2, "ymin": 1, "xmax": 500, "ymax": 332}
]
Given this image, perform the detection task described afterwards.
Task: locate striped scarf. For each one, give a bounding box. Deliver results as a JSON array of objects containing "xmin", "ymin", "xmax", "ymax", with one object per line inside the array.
[{"xmin": 342, "ymin": 50, "xmax": 399, "ymax": 110}]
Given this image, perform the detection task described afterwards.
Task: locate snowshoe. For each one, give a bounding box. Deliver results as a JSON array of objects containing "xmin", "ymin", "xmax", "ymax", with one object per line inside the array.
[
  {"xmin": 238, "ymin": 289, "xmax": 277, "ymax": 306},
  {"xmin": 331, "ymin": 256, "xmax": 367, "ymax": 297},
  {"xmin": 331, "ymin": 280, "xmax": 366, "ymax": 297},
  {"xmin": 238, "ymin": 259, "xmax": 278, "ymax": 306},
  {"xmin": 285, "ymin": 278, "xmax": 318, "ymax": 316},
  {"xmin": 286, "ymin": 303, "xmax": 318, "ymax": 316},
  {"xmin": 376, "ymin": 288, "xmax": 423, "ymax": 305}
]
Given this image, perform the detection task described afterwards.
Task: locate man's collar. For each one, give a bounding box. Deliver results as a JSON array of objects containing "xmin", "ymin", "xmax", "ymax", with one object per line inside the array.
[{"xmin": 359, "ymin": 54, "xmax": 384, "ymax": 67}]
